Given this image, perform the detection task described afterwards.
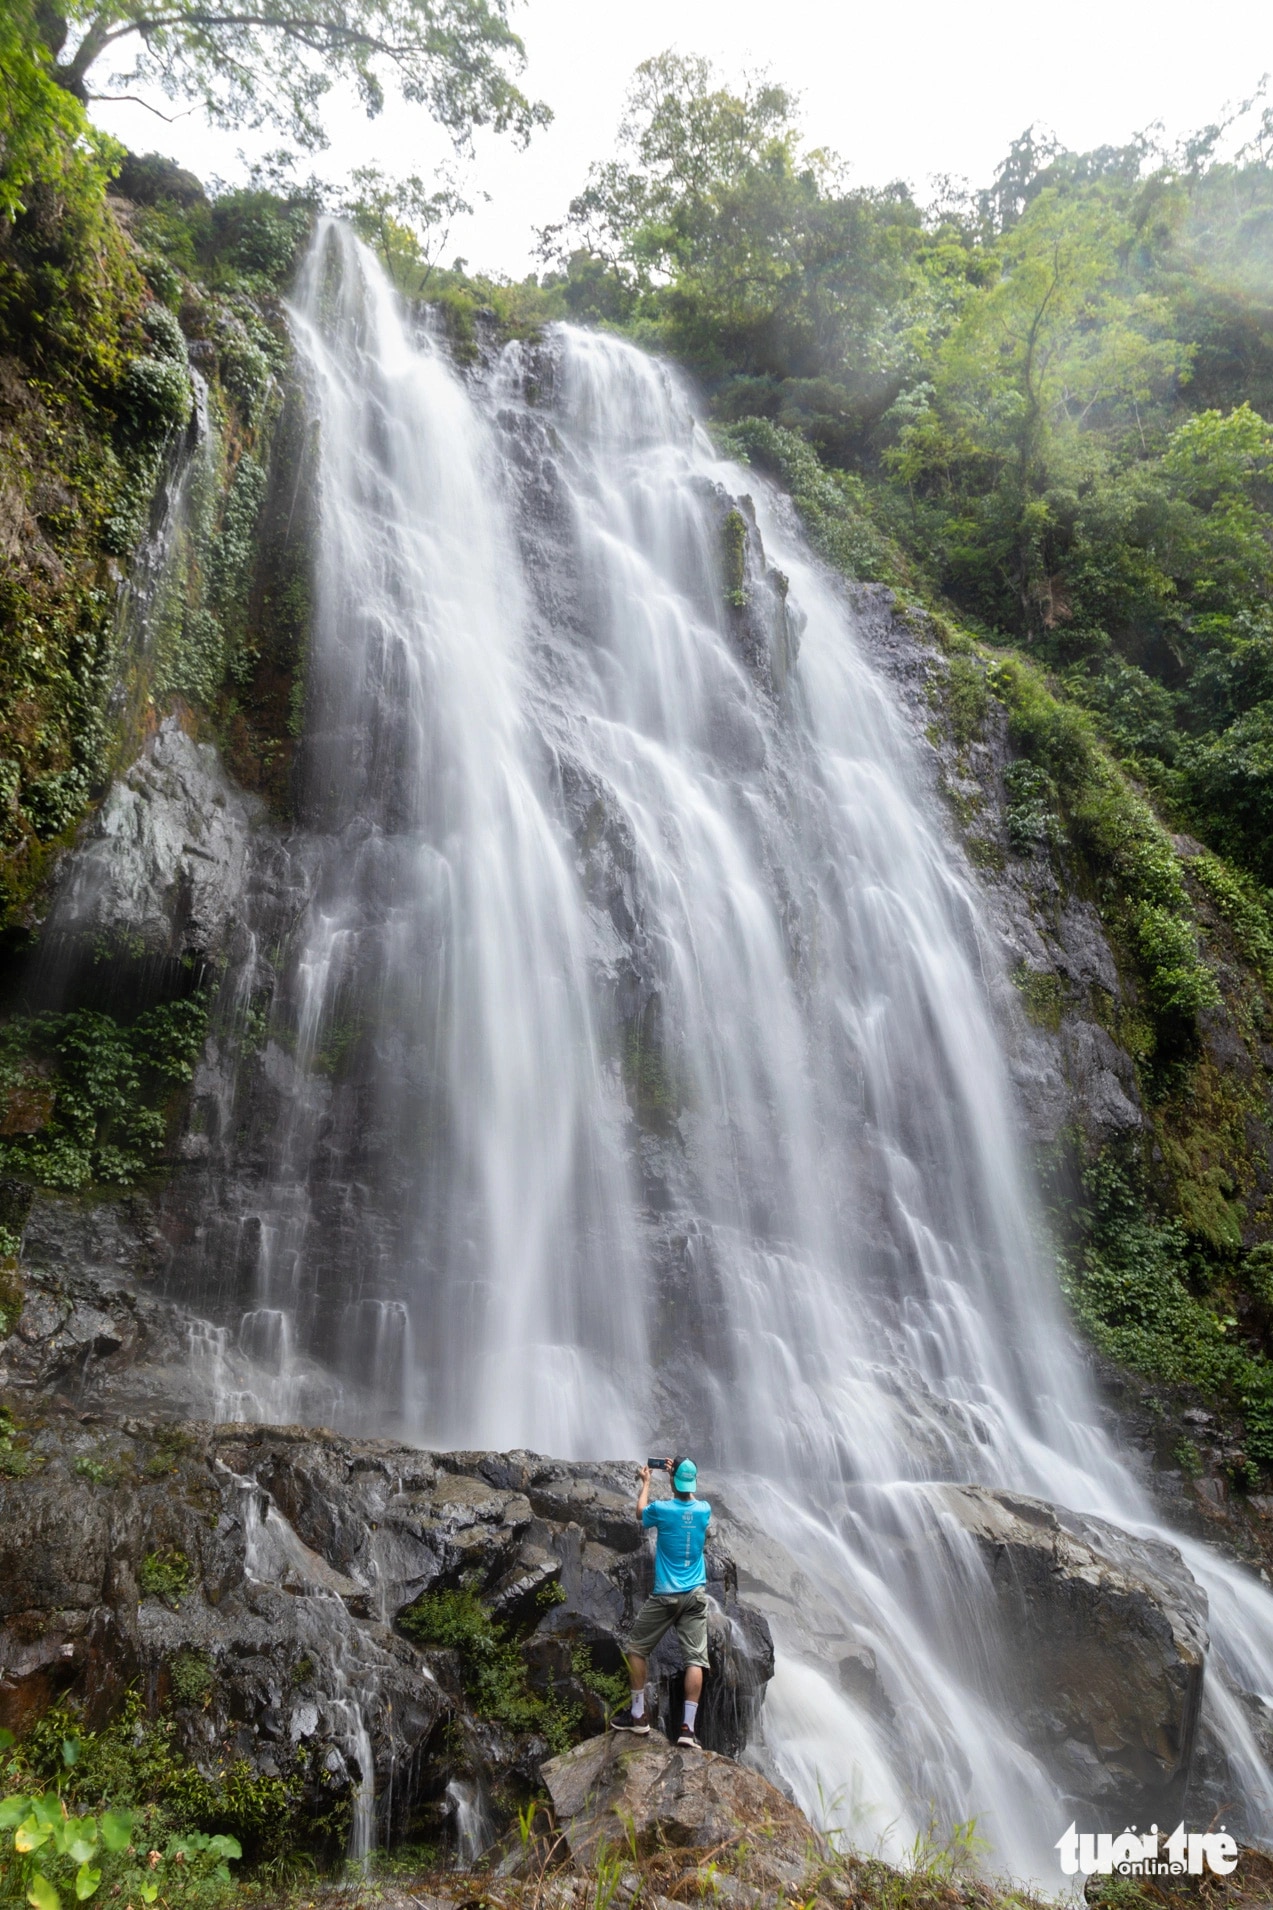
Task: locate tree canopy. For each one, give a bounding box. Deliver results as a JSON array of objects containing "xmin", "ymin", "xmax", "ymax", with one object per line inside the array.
[
  {"xmin": 39, "ymin": 0, "xmax": 549, "ymax": 149},
  {"xmin": 542, "ymin": 53, "xmax": 921, "ymax": 432}
]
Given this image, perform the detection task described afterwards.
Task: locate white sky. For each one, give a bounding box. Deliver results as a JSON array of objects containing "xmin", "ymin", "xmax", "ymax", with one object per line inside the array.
[{"xmin": 88, "ymin": 0, "xmax": 1273, "ymax": 277}]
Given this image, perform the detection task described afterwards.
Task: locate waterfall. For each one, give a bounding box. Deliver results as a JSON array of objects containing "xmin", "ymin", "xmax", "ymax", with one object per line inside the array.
[{"xmin": 176, "ymin": 223, "xmax": 1273, "ymax": 1879}]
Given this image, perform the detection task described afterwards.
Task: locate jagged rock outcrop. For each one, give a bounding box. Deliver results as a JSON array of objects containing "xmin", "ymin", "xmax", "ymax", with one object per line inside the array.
[
  {"xmin": 0, "ymin": 1411, "xmax": 773, "ymax": 1852},
  {"xmin": 41, "ymin": 715, "xmax": 262, "ymax": 969},
  {"xmin": 541, "ymin": 1734, "xmax": 817, "ymax": 1881}
]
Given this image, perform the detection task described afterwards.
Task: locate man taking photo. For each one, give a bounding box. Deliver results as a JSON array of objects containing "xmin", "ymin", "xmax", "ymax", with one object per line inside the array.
[{"xmin": 611, "ymin": 1456, "xmax": 711, "ymax": 1750}]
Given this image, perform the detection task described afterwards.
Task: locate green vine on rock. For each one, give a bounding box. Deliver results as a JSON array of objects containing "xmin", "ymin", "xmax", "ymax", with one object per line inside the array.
[{"xmin": 0, "ymin": 996, "xmax": 209, "ymax": 1191}]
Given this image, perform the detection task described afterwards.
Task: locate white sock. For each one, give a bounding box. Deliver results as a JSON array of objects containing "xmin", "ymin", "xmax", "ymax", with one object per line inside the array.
[
  {"xmin": 683, "ymin": 1700, "xmax": 698, "ymax": 1730},
  {"xmin": 630, "ymin": 1688, "xmax": 646, "ymax": 1719}
]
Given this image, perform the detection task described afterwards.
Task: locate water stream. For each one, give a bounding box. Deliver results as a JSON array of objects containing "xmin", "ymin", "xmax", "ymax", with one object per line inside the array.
[{"xmin": 162, "ymin": 224, "xmax": 1273, "ymax": 1880}]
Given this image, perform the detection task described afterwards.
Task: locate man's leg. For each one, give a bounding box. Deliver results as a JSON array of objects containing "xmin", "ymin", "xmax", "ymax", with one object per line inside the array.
[
  {"xmin": 613, "ymin": 1598, "xmax": 673, "ymax": 1732},
  {"xmin": 675, "ymin": 1594, "xmax": 709, "ymax": 1747}
]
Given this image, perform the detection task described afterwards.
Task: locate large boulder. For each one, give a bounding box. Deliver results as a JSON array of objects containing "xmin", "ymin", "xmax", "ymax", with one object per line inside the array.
[
  {"xmin": 930, "ymin": 1484, "xmax": 1207, "ymax": 1821},
  {"xmin": 541, "ymin": 1733, "xmax": 817, "ymax": 1884}
]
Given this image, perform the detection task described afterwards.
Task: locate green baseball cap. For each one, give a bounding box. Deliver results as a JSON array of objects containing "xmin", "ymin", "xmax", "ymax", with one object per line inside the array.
[{"xmin": 673, "ymin": 1458, "xmax": 697, "ymax": 1492}]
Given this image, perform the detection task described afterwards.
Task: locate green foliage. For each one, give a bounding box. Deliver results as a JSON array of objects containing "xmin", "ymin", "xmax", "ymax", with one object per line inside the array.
[
  {"xmin": 943, "ymin": 655, "xmax": 987, "ymax": 748},
  {"xmin": 0, "ymin": 16, "xmax": 155, "ymax": 924},
  {"xmin": 342, "ymin": 165, "xmax": 474, "ymax": 297},
  {"xmin": 0, "ymin": 1788, "xmax": 142, "ymax": 1910},
  {"xmin": 116, "ymin": 354, "xmax": 193, "ymax": 452},
  {"xmin": 0, "ymin": 1794, "xmax": 241, "ymax": 1910},
  {"xmin": 985, "ymin": 655, "xmax": 1221, "ymax": 1055},
  {"xmin": 571, "ymin": 1648, "xmax": 628, "ymax": 1718},
  {"xmin": 45, "ymin": 0, "xmax": 549, "ymax": 154},
  {"xmin": 10, "ymin": 1700, "xmax": 298, "ymax": 1856},
  {"xmin": 137, "ymin": 1549, "xmax": 192, "ymax": 1607},
  {"xmin": 0, "ymin": 6, "xmax": 102, "ymax": 226},
  {"xmin": 0, "ymin": 998, "xmax": 208, "ymax": 1191},
  {"xmin": 72, "ymin": 1455, "xmax": 118, "ymax": 1486},
  {"xmin": 717, "ymin": 417, "xmax": 902, "ymax": 585},
  {"xmin": 397, "ymin": 1586, "xmax": 580, "ymax": 1750},
  {"xmin": 0, "ymin": 1723, "xmax": 237, "ymax": 1910},
  {"xmin": 206, "ymin": 191, "xmax": 311, "ymax": 288},
  {"xmin": 544, "ymin": 52, "xmax": 922, "ymax": 434},
  {"xmin": 0, "ymin": 1406, "xmax": 34, "ymax": 1479},
  {"xmin": 167, "ymin": 1652, "xmax": 214, "ymax": 1710},
  {"xmin": 1179, "ymin": 703, "xmax": 1273, "ymax": 883},
  {"xmin": 553, "ymin": 68, "xmax": 1273, "ymax": 902},
  {"xmin": 1002, "ymin": 760, "xmax": 1063, "ymax": 853},
  {"xmin": 1061, "ymin": 1152, "xmax": 1266, "ymax": 1400}
]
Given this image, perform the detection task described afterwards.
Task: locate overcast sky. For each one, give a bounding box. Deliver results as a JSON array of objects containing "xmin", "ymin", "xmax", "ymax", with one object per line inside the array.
[{"xmin": 89, "ymin": 0, "xmax": 1273, "ymax": 277}]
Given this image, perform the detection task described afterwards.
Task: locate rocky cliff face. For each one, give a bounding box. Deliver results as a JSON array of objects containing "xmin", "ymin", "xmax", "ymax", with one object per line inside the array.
[
  {"xmin": 848, "ymin": 585, "xmax": 1148, "ymax": 1159},
  {"xmin": 0, "ymin": 1401, "xmax": 772, "ymax": 1853}
]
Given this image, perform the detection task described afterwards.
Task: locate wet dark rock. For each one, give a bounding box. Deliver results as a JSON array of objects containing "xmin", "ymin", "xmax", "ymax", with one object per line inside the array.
[
  {"xmin": 1, "ymin": 1197, "xmax": 193, "ymax": 1408},
  {"xmin": 933, "ymin": 1484, "xmax": 1207, "ymax": 1823},
  {"xmin": 0, "ymin": 1410, "xmax": 774, "ymax": 1851}
]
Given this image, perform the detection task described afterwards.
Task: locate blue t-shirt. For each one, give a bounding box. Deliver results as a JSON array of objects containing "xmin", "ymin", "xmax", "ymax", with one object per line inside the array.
[{"xmin": 643, "ymin": 1496, "xmax": 712, "ymax": 1594}]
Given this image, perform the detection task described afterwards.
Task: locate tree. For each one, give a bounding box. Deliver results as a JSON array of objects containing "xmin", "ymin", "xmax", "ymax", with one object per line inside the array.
[
  {"xmin": 37, "ymin": 0, "xmax": 549, "ymax": 150},
  {"xmin": 342, "ymin": 161, "xmax": 476, "ymax": 291},
  {"xmin": 541, "ymin": 52, "xmax": 922, "ymax": 430},
  {"xmin": 1, "ymin": 2, "xmax": 103, "ymax": 220},
  {"xmin": 889, "ymin": 186, "xmax": 1187, "ymax": 633}
]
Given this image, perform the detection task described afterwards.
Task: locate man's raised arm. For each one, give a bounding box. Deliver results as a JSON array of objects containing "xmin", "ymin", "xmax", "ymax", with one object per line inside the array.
[{"xmin": 636, "ymin": 1458, "xmax": 674, "ymax": 1521}]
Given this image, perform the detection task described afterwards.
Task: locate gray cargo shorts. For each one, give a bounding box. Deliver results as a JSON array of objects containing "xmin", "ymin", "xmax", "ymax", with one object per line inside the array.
[{"xmin": 626, "ymin": 1587, "xmax": 710, "ymax": 1669}]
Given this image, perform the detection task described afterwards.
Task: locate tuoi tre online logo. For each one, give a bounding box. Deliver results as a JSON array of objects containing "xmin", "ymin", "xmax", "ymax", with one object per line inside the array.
[{"xmin": 1056, "ymin": 1822, "xmax": 1239, "ymax": 1878}]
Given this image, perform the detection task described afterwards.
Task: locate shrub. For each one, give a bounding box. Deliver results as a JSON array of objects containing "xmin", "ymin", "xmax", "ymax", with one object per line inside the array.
[
  {"xmin": 989, "ymin": 655, "xmax": 1220, "ymax": 1058},
  {"xmin": 168, "ymin": 1651, "xmax": 214, "ymax": 1709},
  {"xmin": 0, "ymin": 1406, "xmax": 33, "ymax": 1479},
  {"xmin": 1003, "ymin": 760, "xmax": 1064, "ymax": 852},
  {"xmin": 0, "ymin": 1721, "xmax": 243, "ymax": 1909},
  {"xmin": 207, "ymin": 193, "xmax": 312, "ymax": 286},
  {"xmin": 138, "ymin": 1549, "xmax": 191, "ymax": 1607},
  {"xmin": 217, "ymin": 327, "xmax": 271, "ymax": 423},
  {"xmin": 117, "ymin": 354, "xmax": 192, "ymax": 449},
  {"xmin": 0, "ymin": 997, "xmax": 209, "ymax": 1191},
  {"xmin": 715, "ymin": 416, "xmax": 904, "ymax": 586},
  {"xmin": 142, "ymin": 302, "xmax": 186, "ymax": 363},
  {"xmin": 72, "ymin": 1455, "xmax": 117, "ymax": 1486},
  {"xmin": 1061, "ymin": 1153, "xmax": 1263, "ymax": 1399},
  {"xmin": 1186, "ymin": 851, "xmax": 1273, "ymax": 989},
  {"xmin": 1179, "ymin": 702, "xmax": 1273, "ymax": 884},
  {"xmin": 397, "ymin": 1586, "xmax": 578, "ymax": 1749}
]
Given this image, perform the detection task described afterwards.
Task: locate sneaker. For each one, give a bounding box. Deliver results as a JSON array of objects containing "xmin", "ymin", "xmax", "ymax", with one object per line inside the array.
[
  {"xmin": 676, "ymin": 1722, "xmax": 701, "ymax": 1750},
  {"xmin": 609, "ymin": 1706, "xmax": 650, "ymax": 1735}
]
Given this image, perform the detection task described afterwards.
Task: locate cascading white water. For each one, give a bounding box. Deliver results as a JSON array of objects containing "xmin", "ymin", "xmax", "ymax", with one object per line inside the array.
[{"xmin": 199, "ymin": 223, "xmax": 1273, "ymax": 1882}]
